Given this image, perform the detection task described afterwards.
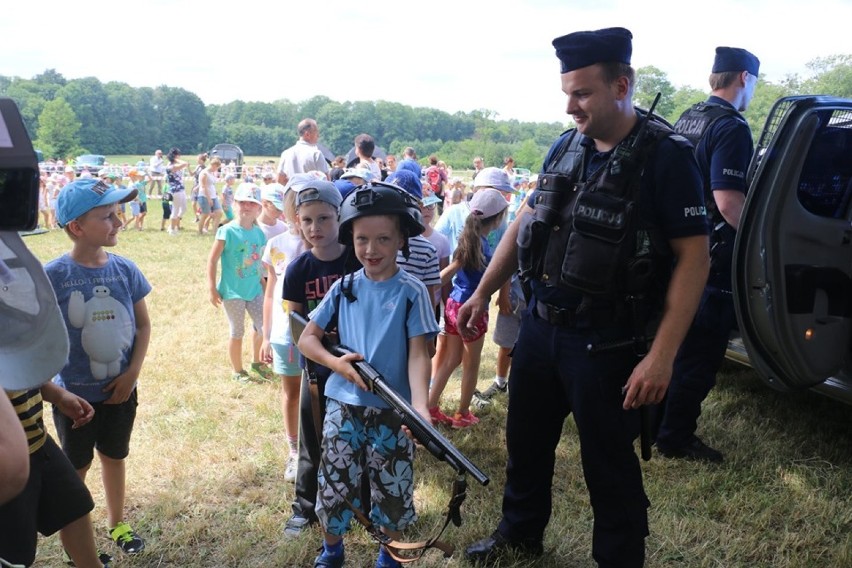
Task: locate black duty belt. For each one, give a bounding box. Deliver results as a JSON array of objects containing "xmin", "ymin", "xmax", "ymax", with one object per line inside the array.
[
  {"xmin": 535, "ymin": 301, "xmax": 581, "ymax": 327},
  {"xmin": 534, "ymin": 301, "xmax": 623, "ymax": 329}
]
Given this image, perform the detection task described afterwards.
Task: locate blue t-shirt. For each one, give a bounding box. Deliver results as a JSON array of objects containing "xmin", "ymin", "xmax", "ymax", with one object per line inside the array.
[
  {"xmin": 449, "ymin": 236, "xmax": 493, "ymax": 304},
  {"xmin": 530, "ymin": 120, "xmax": 708, "ymax": 307},
  {"xmin": 215, "ymin": 222, "xmax": 266, "ymax": 301},
  {"xmin": 309, "ymin": 268, "xmax": 439, "ymax": 409},
  {"xmin": 45, "ymin": 253, "xmax": 152, "ymax": 402}
]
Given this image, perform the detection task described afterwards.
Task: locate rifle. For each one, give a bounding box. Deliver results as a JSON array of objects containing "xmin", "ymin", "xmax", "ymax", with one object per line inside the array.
[{"xmin": 290, "ymin": 311, "xmax": 490, "ymax": 486}]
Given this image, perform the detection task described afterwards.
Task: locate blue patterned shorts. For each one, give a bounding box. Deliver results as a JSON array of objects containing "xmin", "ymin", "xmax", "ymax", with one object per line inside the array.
[{"xmin": 316, "ymin": 398, "xmax": 417, "ymax": 536}]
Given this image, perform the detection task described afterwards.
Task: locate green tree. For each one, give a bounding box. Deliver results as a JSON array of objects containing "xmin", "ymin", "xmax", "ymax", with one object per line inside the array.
[
  {"xmin": 154, "ymin": 86, "xmax": 210, "ymax": 154},
  {"xmin": 55, "ymin": 77, "xmax": 110, "ymax": 153},
  {"xmin": 635, "ymin": 65, "xmax": 676, "ymax": 118},
  {"xmin": 803, "ymin": 55, "xmax": 852, "ymax": 98},
  {"xmin": 667, "ymin": 86, "xmax": 708, "ymax": 125},
  {"xmin": 34, "ymin": 97, "xmax": 81, "ymax": 159}
]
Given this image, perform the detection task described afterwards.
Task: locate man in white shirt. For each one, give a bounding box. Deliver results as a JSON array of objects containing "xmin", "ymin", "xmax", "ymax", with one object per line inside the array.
[
  {"xmin": 276, "ymin": 119, "xmax": 330, "ymax": 184},
  {"xmin": 147, "ymin": 149, "xmax": 166, "ymax": 197}
]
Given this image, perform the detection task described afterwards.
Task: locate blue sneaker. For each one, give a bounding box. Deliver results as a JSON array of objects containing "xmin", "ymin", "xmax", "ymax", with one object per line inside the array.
[
  {"xmin": 376, "ymin": 545, "xmax": 402, "ymax": 568},
  {"xmin": 313, "ymin": 541, "xmax": 344, "ymax": 568}
]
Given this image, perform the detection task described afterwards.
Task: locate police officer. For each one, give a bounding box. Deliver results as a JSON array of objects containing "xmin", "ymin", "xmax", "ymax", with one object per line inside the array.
[
  {"xmin": 655, "ymin": 47, "xmax": 760, "ymax": 464},
  {"xmin": 458, "ymin": 28, "xmax": 710, "ymax": 567}
]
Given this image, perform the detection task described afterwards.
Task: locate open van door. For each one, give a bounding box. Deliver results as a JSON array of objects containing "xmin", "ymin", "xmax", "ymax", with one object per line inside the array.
[{"xmin": 734, "ymin": 96, "xmax": 852, "ymax": 392}]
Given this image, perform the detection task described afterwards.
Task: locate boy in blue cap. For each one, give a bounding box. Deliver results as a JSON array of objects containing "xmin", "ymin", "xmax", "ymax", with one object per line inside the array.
[{"xmin": 46, "ymin": 178, "xmax": 152, "ymax": 558}]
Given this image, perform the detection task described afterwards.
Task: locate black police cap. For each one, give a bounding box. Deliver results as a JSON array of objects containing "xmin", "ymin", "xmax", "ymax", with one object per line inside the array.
[
  {"xmin": 552, "ymin": 27, "xmax": 633, "ymax": 74},
  {"xmin": 712, "ymin": 47, "xmax": 760, "ymax": 76}
]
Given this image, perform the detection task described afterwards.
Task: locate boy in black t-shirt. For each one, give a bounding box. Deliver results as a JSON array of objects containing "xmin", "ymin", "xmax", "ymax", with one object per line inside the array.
[{"xmin": 281, "ymin": 180, "xmax": 360, "ymax": 537}]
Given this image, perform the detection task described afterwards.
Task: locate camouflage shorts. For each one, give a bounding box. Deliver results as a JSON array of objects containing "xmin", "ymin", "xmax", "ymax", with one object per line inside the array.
[{"xmin": 316, "ymin": 398, "xmax": 417, "ymax": 536}]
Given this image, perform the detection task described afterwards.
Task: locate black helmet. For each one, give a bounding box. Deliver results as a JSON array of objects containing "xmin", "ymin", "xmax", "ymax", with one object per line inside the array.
[{"xmin": 338, "ymin": 181, "xmax": 425, "ymax": 246}]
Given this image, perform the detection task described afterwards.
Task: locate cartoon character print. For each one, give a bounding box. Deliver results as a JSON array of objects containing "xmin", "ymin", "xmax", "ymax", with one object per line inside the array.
[
  {"xmin": 268, "ymin": 245, "xmax": 290, "ymax": 315},
  {"xmin": 67, "ymin": 285, "xmax": 133, "ymax": 381},
  {"xmin": 235, "ymin": 240, "xmax": 262, "ymax": 280}
]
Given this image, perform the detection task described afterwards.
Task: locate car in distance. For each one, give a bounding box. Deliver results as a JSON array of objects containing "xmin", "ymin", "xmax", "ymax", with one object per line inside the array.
[
  {"xmin": 209, "ymin": 143, "xmax": 244, "ymax": 175},
  {"xmin": 728, "ymin": 95, "xmax": 852, "ymax": 406},
  {"xmin": 74, "ymin": 154, "xmax": 106, "ymax": 177}
]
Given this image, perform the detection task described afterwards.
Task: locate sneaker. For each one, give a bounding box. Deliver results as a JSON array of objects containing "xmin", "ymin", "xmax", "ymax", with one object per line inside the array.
[
  {"xmin": 428, "ymin": 406, "xmax": 453, "ymax": 426},
  {"xmin": 64, "ymin": 549, "xmax": 113, "ymax": 567},
  {"xmin": 250, "ymin": 362, "xmax": 275, "ymax": 382},
  {"xmin": 283, "ymin": 514, "xmax": 313, "ymax": 538},
  {"xmin": 480, "ymin": 381, "xmax": 508, "ymax": 400},
  {"xmin": 657, "ymin": 435, "xmax": 724, "ymax": 464},
  {"xmin": 232, "ymin": 370, "xmax": 251, "ymax": 384},
  {"xmin": 473, "ymin": 381, "xmax": 508, "ymax": 408},
  {"xmin": 109, "ymin": 521, "xmax": 145, "ymax": 554},
  {"xmin": 314, "ymin": 542, "xmax": 344, "ymax": 568},
  {"xmin": 284, "ymin": 454, "xmax": 297, "ymax": 483},
  {"xmin": 376, "ymin": 545, "xmax": 402, "ymax": 568},
  {"xmin": 451, "ymin": 410, "xmax": 480, "ymax": 429}
]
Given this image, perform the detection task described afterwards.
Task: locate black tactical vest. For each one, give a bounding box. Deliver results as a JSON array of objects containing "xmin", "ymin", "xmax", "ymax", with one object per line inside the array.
[
  {"xmin": 517, "ymin": 117, "xmax": 675, "ymax": 307},
  {"xmin": 674, "ymin": 101, "xmax": 747, "ymax": 290}
]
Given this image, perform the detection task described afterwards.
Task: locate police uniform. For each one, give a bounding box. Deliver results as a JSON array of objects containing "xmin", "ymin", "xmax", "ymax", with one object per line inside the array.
[
  {"xmin": 656, "ymin": 48, "xmax": 759, "ymax": 460},
  {"xmin": 465, "ymin": 28, "xmax": 708, "ymax": 568}
]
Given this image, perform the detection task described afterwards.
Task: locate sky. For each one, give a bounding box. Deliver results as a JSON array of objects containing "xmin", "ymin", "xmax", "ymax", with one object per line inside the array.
[{"xmin": 2, "ymin": 0, "xmax": 851, "ymax": 125}]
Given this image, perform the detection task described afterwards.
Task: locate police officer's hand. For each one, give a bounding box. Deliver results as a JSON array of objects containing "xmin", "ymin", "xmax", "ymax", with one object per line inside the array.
[
  {"xmin": 457, "ymin": 293, "xmax": 488, "ymax": 341},
  {"xmin": 622, "ymin": 354, "xmax": 671, "ymax": 410}
]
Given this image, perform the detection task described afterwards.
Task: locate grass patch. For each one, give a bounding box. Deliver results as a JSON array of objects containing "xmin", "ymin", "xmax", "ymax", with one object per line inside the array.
[{"xmin": 23, "ymin": 228, "xmax": 852, "ymax": 567}]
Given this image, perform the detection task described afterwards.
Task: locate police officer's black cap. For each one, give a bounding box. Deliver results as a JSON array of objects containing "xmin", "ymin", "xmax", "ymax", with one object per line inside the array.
[
  {"xmin": 552, "ymin": 27, "xmax": 633, "ymax": 74},
  {"xmin": 712, "ymin": 47, "xmax": 760, "ymax": 76}
]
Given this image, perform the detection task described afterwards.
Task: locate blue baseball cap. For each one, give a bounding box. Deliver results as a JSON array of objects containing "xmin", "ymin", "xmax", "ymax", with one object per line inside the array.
[
  {"xmin": 386, "ymin": 170, "xmax": 422, "ymax": 199},
  {"xmin": 56, "ymin": 178, "xmax": 137, "ymax": 227},
  {"xmin": 333, "ymin": 179, "xmax": 357, "ymax": 200}
]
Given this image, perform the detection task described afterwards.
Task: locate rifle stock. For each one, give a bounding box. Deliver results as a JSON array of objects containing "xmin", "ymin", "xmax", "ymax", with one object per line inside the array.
[{"xmin": 291, "ymin": 312, "xmax": 490, "ymax": 486}]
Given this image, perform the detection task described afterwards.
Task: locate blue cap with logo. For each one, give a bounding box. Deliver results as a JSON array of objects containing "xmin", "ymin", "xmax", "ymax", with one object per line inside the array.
[
  {"xmin": 56, "ymin": 178, "xmax": 137, "ymax": 227},
  {"xmin": 712, "ymin": 47, "xmax": 760, "ymax": 76},
  {"xmin": 552, "ymin": 27, "xmax": 633, "ymax": 74}
]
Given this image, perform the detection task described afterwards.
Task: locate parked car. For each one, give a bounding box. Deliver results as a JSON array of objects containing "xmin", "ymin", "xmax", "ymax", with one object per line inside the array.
[
  {"xmin": 727, "ymin": 95, "xmax": 852, "ymax": 406},
  {"xmin": 74, "ymin": 154, "xmax": 106, "ymax": 177},
  {"xmin": 208, "ymin": 143, "xmax": 244, "ymax": 174}
]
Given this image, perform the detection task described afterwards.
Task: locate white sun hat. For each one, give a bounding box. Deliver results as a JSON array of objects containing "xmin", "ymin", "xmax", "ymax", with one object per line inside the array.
[{"xmin": 0, "ymin": 231, "xmax": 69, "ymax": 390}]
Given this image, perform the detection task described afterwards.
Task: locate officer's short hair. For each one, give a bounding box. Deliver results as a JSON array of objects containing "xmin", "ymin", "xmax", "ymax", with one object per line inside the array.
[
  {"xmin": 708, "ymin": 71, "xmax": 741, "ymax": 91},
  {"xmin": 598, "ymin": 62, "xmax": 635, "ymax": 87}
]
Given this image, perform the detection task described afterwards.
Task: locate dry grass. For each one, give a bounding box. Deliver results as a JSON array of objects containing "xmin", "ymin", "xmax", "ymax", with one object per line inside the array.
[{"xmin": 24, "ymin": 226, "xmax": 852, "ymax": 568}]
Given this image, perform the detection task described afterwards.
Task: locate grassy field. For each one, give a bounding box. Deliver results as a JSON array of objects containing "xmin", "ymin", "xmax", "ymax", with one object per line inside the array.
[{"xmin": 24, "ymin": 225, "xmax": 852, "ymax": 568}]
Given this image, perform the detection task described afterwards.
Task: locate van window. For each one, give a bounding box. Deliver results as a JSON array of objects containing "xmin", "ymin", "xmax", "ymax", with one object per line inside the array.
[{"xmin": 797, "ymin": 109, "xmax": 852, "ymax": 219}]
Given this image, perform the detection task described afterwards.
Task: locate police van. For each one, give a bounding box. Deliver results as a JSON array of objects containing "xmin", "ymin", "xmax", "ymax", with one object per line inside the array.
[{"xmin": 728, "ymin": 95, "xmax": 852, "ymax": 405}]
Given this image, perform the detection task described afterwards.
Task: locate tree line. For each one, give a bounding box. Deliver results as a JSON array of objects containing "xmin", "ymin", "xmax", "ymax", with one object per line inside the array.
[{"xmin": 1, "ymin": 56, "xmax": 850, "ymax": 170}]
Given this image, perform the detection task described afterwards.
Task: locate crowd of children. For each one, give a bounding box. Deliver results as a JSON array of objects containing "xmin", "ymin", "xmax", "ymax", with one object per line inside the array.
[{"xmin": 13, "ymin": 151, "xmax": 531, "ymax": 568}]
